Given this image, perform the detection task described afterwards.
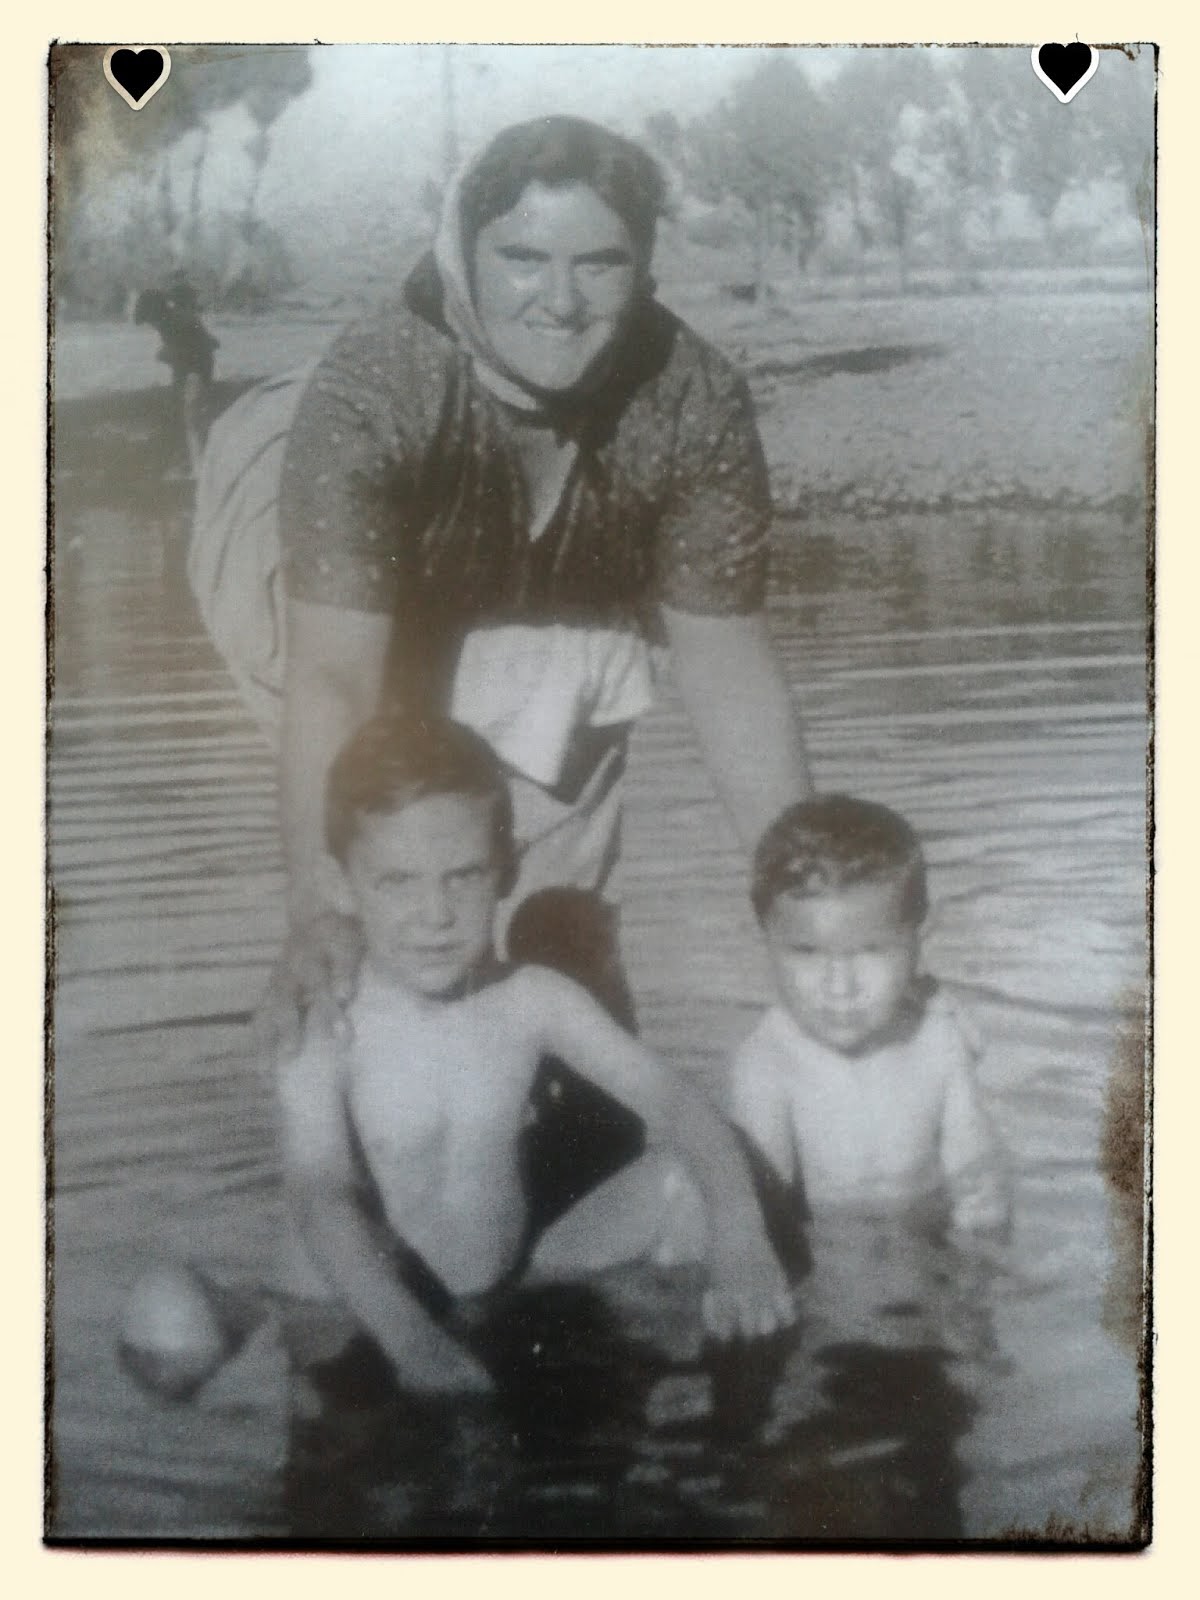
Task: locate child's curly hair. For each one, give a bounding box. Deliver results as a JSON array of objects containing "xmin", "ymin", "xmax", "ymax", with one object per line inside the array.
[{"xmin": 751, "ymin": 794, "xmax": 928, "ymax": 926}]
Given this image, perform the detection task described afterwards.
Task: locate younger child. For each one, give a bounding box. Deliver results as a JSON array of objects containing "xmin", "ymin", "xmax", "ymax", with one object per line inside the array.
[
  {"xmin": 277, "ymin": 711, "xmax": 793, "ymax": 1401},
  {"xmin": 728, "ymin": 795, "xmax": 1011, "ymax": 1234}
]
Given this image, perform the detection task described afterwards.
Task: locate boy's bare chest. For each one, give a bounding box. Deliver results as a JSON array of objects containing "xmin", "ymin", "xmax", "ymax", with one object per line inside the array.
[{"xmin": 345, "ymin": 995, "xmax": 537, "ymax": 1157}]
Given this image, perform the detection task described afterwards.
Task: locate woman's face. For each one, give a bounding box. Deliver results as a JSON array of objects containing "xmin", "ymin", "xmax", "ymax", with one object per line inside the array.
[{"xmin": 472, "ymin": 180, "xmax": 642, "ymax": 394}]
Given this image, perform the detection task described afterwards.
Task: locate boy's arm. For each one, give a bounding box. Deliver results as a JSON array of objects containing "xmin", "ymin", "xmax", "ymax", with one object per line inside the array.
[
  {"xmin": 940, "ymin": 1036, "xmax": 1012, "ymax": 1239},
  {"xmin": 276, "ymin": 1034, "xmax": 492, "ymax": 1393},
  {"xmin": 521, "ymin": 968, "xmax": 795, "ymax": 1339},
  {"xmin": 727, "ymin": 1045, "xmax": 799, "ymax": 1186}
]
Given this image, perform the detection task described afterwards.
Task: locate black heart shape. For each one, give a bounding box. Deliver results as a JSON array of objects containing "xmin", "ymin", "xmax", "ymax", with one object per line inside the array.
[
  {"xmin": 110, "ymin": 48, "xmax": 165, "ymax": 104},
  {"xmin": 1037, "ymin": 42, "xmax": 1094, "ymax": 96}
]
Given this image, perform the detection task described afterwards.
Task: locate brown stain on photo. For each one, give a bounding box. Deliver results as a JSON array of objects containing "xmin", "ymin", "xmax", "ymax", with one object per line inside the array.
[{"xmin": 1100, "ymin": 995, "xmax": 1152, "ymax": 1545}]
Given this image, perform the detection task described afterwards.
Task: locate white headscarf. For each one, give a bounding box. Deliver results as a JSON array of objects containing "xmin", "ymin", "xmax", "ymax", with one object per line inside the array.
[
  {"xmin": 433, "ymin": 159, "xmax": 550, "ymax": 415},
  {"xmin": 431, "ymin": 138, "xmax": 651, "ymax": 421}
]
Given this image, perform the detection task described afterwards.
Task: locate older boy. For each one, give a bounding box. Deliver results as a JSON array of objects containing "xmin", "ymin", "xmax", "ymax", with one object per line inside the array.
[{"xmin": 277, "ymin": 711, "xmax": 794, "ymax": 1401}]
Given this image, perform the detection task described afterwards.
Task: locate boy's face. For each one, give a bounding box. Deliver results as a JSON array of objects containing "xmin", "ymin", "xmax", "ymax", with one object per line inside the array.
[
  {"xmin": 764, "ymin": 877, "xmax": 920, "ymax": 1056},
  {"xmin": 342, "ymin": 793, "xmax": 501, "ymax": 999}
]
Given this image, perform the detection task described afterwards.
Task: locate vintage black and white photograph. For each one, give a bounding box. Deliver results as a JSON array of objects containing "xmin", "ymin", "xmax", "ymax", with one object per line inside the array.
[{"xmin": 47, "ymin": 41, "xmax": 1154, "ymax": 1546}]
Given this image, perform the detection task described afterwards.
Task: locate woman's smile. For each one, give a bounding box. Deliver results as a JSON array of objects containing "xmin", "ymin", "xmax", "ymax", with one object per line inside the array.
[{"xmin": 473, "ymin": 181, "xmax": 641, "ymax": 393}]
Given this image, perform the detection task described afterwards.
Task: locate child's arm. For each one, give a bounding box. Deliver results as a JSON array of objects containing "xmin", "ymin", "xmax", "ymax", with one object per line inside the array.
[
  {"xmin": 518, "ymin": 967, "xmax": 795, "ymax": 1339},
  {"xmin": 727, "ymin": 1049, "xmax": 799, "ymax": 1186},
  {"xmin": 276, "ymin": 1033, "xmax": 493, "ymax": 1393},
  {"xmin": 940, "ymin": 1031, "xmax": 1012, "ymax": 1239}
]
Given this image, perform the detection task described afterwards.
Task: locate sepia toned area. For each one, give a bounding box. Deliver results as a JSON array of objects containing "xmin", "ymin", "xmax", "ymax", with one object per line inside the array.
[{"xmin": 48, "ymin": 44, "xmax": 1151, "ymax": 1544}]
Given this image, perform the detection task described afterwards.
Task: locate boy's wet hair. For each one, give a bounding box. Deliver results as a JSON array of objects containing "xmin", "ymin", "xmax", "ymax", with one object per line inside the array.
[
  {"xmin": 751, "ymin": 794, "xmax": 928, "ymax": 926},
  {"xmin": 459, "ymin": 115, "xmax": 667, "ymax": 265},
  {"xmin": 326, "ymin": 710, "xmax": 516, "ymax": 890}
]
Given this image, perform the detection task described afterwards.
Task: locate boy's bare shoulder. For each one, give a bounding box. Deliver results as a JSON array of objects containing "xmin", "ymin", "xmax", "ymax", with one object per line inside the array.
[
  {"xmin": 730, "ymin": 1006, "xmax": 793, "ymax": 1077},
  {"xmin": 489, "ymin": 962, "xmax": 588, "ymax": 1018},
  {"xmin": 921, "ymin": 982, "xmax": 986, "ymax": 1059},
  {"xmin": 275, "ymin": 1021, "xmax": 345, "ymax": 1098}
]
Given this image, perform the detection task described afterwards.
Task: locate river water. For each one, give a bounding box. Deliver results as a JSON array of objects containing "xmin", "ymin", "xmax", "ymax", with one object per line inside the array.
[{"xmin": 47, "ymin": 295, "xmax": 1149, "ymax": 1546}]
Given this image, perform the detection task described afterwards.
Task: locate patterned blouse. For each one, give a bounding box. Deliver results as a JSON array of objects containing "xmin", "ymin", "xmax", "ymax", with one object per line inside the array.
[{"xmin": 279, "ymin": 260, "xmax": 771, "ymax": 694}]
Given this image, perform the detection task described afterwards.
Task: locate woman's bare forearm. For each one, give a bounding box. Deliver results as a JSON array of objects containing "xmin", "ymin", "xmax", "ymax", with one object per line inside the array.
[
  {"xmin": 280, "ymin": 677, "xmax": 361, "ymax": 921},
  {"xmin": 280, "ymin": 598, "xmax": 391, "ymax": 922},
  {"xmin": 661, "ymin": 606, "xmax": 812, "ymax": 852}
]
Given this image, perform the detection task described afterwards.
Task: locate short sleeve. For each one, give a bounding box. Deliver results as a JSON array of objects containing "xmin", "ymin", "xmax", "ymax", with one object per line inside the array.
[
  {"xmin": 654, "ymin": 375, "xmax": 772, "ymax": 616},
  {"xmin": 278, "ymin": 307, "xmax": 443, "ymax": 614}
]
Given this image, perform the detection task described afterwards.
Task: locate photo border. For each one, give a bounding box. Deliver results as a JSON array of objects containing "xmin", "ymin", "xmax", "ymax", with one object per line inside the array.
[{"xmin": 17, "ymin": 0, "xmax": 1190, "ymax": 1590}]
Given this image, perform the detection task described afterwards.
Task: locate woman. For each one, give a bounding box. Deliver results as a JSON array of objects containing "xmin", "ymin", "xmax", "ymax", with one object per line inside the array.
[{"xmin": 264, "ymin": 115, "xmax": 811, "ymax": 1220}]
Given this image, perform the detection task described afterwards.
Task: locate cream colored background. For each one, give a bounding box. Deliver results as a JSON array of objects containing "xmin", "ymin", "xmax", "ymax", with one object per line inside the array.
[{"xmin": 16, "ymin": 1, "xmax": 1189, "ymax": 1589}]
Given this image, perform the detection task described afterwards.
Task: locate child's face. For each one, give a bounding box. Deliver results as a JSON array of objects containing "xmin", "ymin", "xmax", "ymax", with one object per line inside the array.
[
  {"xmin": 342, "ymin": 793, "xmax": 501, "ymax": 999},
  {"xmin": 764, "ymin": 877, "xmax": 920, "ymax": 1056}
]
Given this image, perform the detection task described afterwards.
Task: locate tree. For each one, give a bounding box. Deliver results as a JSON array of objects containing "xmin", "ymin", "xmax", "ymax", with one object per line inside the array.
[
  {"xmin": 51, "ymin": 45, "xmax": 313, "ymax": 314},
  {"xmin": 682, "ymin": 54, "xmax": 840, "ymax": 294},
  {"xmin": 1008, "ymin": 92, "xmax": 1087, "ymax": 240},
  {"xmin": 922, "ymin": 50, "xmax": 1022, "ymax": 258},
  {"xmin": 1070, "ymin": 47, "xmax": 1156, "ymax": 233},
  {"xmin": 826, "ymin": 48, "xmax": 941, "ymax": 290}
]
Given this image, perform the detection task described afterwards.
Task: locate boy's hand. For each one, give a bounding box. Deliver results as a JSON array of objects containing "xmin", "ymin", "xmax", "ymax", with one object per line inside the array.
[
  {"xmin": 255, "ymin": 911, "xmax": 363, "ymax": 1061},
  {"xmin": 702, "ymin": 1236, "xmax": 796, "ymax": 1342}
]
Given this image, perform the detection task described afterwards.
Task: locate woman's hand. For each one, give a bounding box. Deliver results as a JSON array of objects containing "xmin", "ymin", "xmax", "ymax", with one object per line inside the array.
[
  {"xmin": 255, "ymin": 910, "xmax": 364, "ymax": 1062},
  {"xmin": 702, "ymin": 1232, "xmax": 797, "ymax": 1343}
]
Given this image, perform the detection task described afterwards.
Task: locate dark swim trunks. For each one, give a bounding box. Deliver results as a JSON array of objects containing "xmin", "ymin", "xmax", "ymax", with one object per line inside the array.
[{"xmin": 280, "ymin": 1253, "xmax": 644, "ymax": 1540}]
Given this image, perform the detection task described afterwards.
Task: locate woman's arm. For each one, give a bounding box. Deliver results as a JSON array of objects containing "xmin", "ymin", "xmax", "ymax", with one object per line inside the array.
[
  {"xmin": 257, "ymin": 598, "xmax": 391, "ymax": 1056},
  {"xmin": 659, "ymin": 605, "xmax": 812, "ymax": 853},
  {"xmin": 520, "ymin": 967, "xmax": 795, "ymax": 1337},
  {"xmin": 280, "ymin": 597, "xmax": 391, "ymax": 920},
  {"xmin": 277, "ymin": 1037, "xmax": 492, "ymax": 1393}
]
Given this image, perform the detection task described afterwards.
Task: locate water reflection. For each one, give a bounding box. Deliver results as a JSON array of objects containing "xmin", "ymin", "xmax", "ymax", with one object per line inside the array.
[
  {"xmin": 774, "ymin": 510, "xmax": 1144, "ymax": 641},
  {"xmin": 275, "ymin": 1212, "xmax": 1003, "ymax": 1545}
]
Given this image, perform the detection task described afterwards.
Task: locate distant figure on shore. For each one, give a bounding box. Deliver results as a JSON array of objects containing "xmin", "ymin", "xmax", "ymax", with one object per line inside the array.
[{"xmin": 134, "ymin": 270, "xmax": 219, "ymax": 478}]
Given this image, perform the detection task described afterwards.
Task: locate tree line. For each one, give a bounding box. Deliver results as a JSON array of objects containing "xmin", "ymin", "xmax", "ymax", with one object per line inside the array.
[
  {"xmin": 52, "ymin": 45, "xmax": 313, "ymax": 317},
  {"xmin": 51, "ymin": 45, "xmax": 1152, "ymax": 319},
  {"xmin": 643, "ymin": 48, "xmax": 1153, "ymax": 293}
]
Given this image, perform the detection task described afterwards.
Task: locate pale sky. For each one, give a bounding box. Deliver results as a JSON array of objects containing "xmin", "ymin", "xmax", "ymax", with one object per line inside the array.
[
  {"xmin": 197, "ymin": 45, "xmax": 845, "ymax": 280},
  {"xmin": 142, "ymin": 44, "xmax": 1150, "ymax": 291}
]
